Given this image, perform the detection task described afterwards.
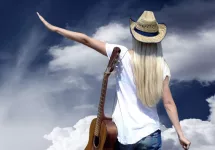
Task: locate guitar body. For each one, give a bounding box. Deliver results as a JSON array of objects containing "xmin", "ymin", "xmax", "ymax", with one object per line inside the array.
[{"xmin": 85, "ymin": 118, "xmax": 118, "ymax": 150}]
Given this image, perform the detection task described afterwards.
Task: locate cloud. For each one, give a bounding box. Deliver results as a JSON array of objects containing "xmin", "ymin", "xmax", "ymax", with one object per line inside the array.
[
  {"xmin": 48, "ymin": 18, "xmax": 215, "ymax": 82},
  {"xmin": 206, "ymin": 94, "xmax": 215, "ymax": 123},
  {"xmin": 44, "ymin": 95, "xmax": 215, "ymax": 150},
  {"xmin": 48, "ymin": 22, "xmax": 130, "ymax": 77},
  {"xmin": 162, "ymin": 118, "xmax": 215, "ymax": 149},
  {"xmin": 162, "ymin": 23, "xmax": 215, "ymax": 82},
  {"xmin": 44, "ymin": 116, "xmax": 95, "ymax": 150}
]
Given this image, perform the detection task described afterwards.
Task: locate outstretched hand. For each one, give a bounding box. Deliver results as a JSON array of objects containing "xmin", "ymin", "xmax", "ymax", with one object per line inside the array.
[{"xmin": 36, "ymin": 12, "xmax": 57, "ymax": 32}]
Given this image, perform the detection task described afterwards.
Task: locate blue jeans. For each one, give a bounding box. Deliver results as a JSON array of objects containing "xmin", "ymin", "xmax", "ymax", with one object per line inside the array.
[{"xmin": 114, "ymin": 130, "xmax": 162, "ymax": 150}]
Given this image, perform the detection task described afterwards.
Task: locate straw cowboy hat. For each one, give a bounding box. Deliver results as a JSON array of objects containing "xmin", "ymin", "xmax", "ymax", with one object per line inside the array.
[{"xmin": 130, "ymin": 11, "xmax": 167, "ymax": 43}]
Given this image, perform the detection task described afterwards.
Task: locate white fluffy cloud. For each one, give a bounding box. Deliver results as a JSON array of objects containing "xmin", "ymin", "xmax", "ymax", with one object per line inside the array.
[
  {"xmin": 44, "ymin": 116, "xmax": 95, "ymax": 150},
  {"xmin": 207, "ymin": 95, "xmax": 215, "ymax": 123},
  {"xmin": 162, "ymin": 26, "xmax": 215, "ymax": 82},
  {"xmin": 48, "ymin": 19, "xmax": 215, "ymax": 83},
  {"xmin": 48, "ymin": 23, "xmax": 130, "ymax": 78},
  {"xmin": 44, "ymin": 95, "xmax": 215, "ymax": 150}
]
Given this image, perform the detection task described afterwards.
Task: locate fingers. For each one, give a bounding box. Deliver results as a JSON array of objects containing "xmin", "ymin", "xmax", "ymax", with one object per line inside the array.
[
  {"xmin": 36, "ymin": 12, "xmax": 46, "ymax": 23},
  {"xmin": 36, "ymin": 12, "xmax": 42, "ymax": 19},
  {"xmin": 183, "ymin": 143, "xmax": 191, "ymax": 150},
  {"xmin": 36, "ymin": 13, "xmax": 55, "ymax": 31},
  {"xmin": 37, "ymin": 12, "xmax": 43, "ymax": 18},
  {"xmin": 182, "ymin": 145, "xmax": 187, "ymax": 150},
  {"xmin": 187, "ymin": 143, "xmax": 191, "ymax": 149}
]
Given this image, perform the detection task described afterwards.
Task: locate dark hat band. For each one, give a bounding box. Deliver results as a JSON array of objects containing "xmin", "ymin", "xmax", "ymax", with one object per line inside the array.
[{"xmin": 134, "ymin": 27, "xmax": 159, "ymax": 37}]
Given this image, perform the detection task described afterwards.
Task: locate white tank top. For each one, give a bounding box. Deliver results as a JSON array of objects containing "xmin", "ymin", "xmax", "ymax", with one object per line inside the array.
[{"xmin": 105, "ymin": 43, "xmax": 171, "ymax": 144}]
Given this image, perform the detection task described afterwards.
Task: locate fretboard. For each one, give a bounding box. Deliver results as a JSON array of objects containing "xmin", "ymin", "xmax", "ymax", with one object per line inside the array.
[{"xmin": 94, "ymin": 73, "xmax": 109, "ymax": 136}]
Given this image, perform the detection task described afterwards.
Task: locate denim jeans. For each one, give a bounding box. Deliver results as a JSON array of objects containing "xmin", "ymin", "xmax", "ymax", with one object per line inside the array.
[{"xmin": 114, "ymin": 129, "xmax": 162, "ymax": 150}]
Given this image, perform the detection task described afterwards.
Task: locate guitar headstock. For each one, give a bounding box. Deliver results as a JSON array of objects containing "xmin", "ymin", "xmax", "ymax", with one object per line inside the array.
[{"xmin": 106, "ymin": 47, "xmax": 121, "ymax": 74}]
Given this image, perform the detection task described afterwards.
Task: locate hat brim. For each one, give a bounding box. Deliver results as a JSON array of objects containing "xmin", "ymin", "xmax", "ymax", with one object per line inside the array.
[{"xmin": 129, "ymin": 18, "xmax": 167, "ymax": 43}]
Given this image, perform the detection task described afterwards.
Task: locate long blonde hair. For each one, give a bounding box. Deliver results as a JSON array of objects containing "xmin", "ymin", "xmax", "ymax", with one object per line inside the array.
[{"xmin": 130, "ymin": 37, "xmax": 165, "ymax": 107}]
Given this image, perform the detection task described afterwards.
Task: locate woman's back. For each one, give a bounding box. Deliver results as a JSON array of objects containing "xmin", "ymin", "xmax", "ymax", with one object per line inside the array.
[{"xmin": 105, "ymin": 42, "xmax": 171, "ymax": 145}]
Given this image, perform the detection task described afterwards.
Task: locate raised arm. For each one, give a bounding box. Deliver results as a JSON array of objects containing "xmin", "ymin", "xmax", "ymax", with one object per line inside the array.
[
  {"xmin": 36, "ymin": 12, "xmax": 107, "ymax": 56},
  {"xmin": 162, "ymin": 76, "xmax": 191, "ymax": 150}
]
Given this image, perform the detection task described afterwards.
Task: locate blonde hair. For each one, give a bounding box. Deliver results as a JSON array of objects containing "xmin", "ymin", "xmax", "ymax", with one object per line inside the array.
[{"xmin": 130, "ymin": 37, "xmax": 165, "ymax": 107}]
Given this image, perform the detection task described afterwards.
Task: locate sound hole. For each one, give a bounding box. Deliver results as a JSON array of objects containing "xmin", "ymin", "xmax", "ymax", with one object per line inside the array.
[{"xmin": 93, "ymin": 136, "xmax": 100, "ymax": 147}]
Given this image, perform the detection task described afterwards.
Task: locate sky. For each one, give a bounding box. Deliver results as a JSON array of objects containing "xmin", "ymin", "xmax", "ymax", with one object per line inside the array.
[{"xmin": 0, "ymin": 0, "xmax": 215, "ymax": 149}]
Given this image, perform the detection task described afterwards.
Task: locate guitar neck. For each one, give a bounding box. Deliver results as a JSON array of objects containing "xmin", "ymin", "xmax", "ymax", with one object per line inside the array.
[
  {"xmin": 94, "ymin": 73, "xmax": 109, "ymax": 136},
  {"xmin": 93, "ymin": 47, "xmax": 121, "ymax": 137}
]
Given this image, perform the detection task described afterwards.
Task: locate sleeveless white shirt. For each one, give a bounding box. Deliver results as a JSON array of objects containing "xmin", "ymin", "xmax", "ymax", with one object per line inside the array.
[{"xmin": 105, "ymin": 43, "xmax": 171, "ymax": 145}]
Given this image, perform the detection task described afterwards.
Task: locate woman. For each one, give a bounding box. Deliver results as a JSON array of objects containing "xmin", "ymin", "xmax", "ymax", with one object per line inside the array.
[{"xmin": 37, "ymin": 11, "xmax": 191, "ymax": 150}]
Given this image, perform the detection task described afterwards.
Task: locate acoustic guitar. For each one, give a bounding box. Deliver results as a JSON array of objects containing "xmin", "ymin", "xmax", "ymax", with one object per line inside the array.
[{"xmin": 85, "ymin": 47, "xmax": 121, "ymax": 150}]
